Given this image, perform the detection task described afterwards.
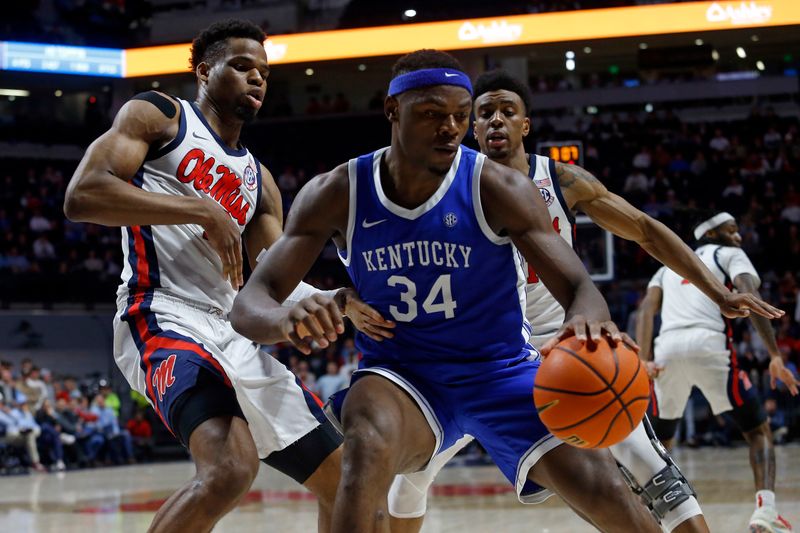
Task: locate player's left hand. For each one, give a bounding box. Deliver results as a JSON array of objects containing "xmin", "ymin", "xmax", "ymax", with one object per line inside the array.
[
  {"xmin": 334, "ymin": 288, "xmax": 396, "ymax": 341},
  {"xmin": 769, "ymin": 357, "xmax": 799, "ymax": 396},
  {"xmin": 719, "ymin": 292, "xmax": 784, "ymax": 320},
  {"xmin": 539, "ymin": 315, "xmax": 638, "ymax": 356}
]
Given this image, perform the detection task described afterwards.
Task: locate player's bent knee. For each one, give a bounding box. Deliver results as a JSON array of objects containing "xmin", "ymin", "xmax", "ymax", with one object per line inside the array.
[{"xmin": 200, "ymin": 457, "xmax": 259, "ymax": 503}]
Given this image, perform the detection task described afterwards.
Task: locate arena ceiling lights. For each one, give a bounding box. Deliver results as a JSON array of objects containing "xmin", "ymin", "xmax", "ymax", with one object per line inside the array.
[{"xmin": 1, "ymin": 1, "xmax": 798, "ymax": 78}]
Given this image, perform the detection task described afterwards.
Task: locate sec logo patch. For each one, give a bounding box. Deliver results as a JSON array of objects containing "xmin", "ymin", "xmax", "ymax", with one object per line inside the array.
[
  {"xmin": 244, "ymin": 165, "xmax": 258, "ymax": 191},
  {"xmin": 539, "ymin": 187, "xmax": 554, "ymax": 206}
]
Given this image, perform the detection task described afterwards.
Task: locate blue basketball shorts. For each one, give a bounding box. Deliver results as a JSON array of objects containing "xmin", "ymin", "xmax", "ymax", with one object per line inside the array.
[{"xmin": 353, "ymin": 351, "xmax": 563, "ymax": 504}]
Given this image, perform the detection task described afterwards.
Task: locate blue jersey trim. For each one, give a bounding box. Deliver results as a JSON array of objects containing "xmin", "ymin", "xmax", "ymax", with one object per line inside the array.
[
  {"xmin": 548, "ymin": 157, "xmax": 576, "ymax": 226},
  {"xmin": 146, "ymin": 95, "xmax": 187, "ymax": 162},
  {"xmin": 126, "ymin": 168, "xmax": 161, "ymax": 289},
  {"xmin": 190, "ymin": 101, "xmax": 248, "ymax": 157},
  {"xmin": 253, "ymin": 156, "xmax": 264, "ymax": 212}
]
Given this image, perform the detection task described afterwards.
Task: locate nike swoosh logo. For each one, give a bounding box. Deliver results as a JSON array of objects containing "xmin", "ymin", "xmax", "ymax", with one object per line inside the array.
[
  {"xmin": 192, "ymin": 131, "xmax": 209, "ymax": 140},
  {"xmin": 362, "ymin": 218, "xmax": 387, "ymax": 228},
  {"xmin": 444, "ymin": 72, "xmax": 459, "ymax": 77}
]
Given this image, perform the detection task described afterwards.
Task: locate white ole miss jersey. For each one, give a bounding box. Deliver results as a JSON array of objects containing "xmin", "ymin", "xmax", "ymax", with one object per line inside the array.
[
  {"xmin": 119, "ymin": 97, "xmax": 262, "ymax": 312},
  {"xmin": 524, "ymin": 154, "xmax": 576, "ymax": 338},
  {"xmin": 648, "ymin": 244, "xmax": 760, "ymax": 334}
]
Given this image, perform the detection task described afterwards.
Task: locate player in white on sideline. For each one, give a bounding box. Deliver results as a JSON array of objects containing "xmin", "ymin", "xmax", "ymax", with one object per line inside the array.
[
  {"xmin": 638, "ymin": 212, "xmax": 798, "ymax": 533},
  {"xmin": 334, "ymin": 70, "xmax": 783, "ymax": 533},
  {"xmin": 63, "ymin": 19, "xmax": 386, "ymax": 533}
]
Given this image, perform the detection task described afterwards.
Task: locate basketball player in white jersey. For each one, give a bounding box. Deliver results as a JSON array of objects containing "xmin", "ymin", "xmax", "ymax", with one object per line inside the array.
[
  {"xmin": 367, "ymin": 70, "xmax": 783, "ymax": 533},
  {"xmin": 638, "ymin": 212, "xmax": 797, "ymax": 533},
  {"xmin": 63, "ymin": 19, "xmax": 383, "ymax": 532}
]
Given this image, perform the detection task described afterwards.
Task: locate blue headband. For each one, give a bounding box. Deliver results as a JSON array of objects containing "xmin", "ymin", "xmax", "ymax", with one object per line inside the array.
[{"xmin": 388, "ymin": 68, "xmax": 473, "ymax": 96}]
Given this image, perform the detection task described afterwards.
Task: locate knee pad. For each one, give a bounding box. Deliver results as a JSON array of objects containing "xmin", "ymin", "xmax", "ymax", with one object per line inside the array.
[
  {"xmin": 640, "ymin": 464, "xmax": 696, "ymax": 521},
  {"xmin": 616, "ymin": 418, "xmax": 697, "ymax": 524},
  {"xmin": 388, "ymin": 473, "xmax": 428, "ymax": 518}
]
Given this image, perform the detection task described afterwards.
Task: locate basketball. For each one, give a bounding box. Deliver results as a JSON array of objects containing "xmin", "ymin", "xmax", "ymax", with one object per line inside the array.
[{"xmin": 533, "ymin": 336, "xmax": 650, "ymax": 449}]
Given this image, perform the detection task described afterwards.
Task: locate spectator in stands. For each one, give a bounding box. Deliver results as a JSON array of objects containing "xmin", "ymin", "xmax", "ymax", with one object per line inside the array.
[
  {"xmin": 18, "ymin": 366, "xmax": 47, "ymax": 411},
  {"xmin": 97, "ymin": 380, "xmax": 121, "ymax": 417},
  {"xmin": 34, "ymin": 398, "xmax": 68, "ymax": 471},
  {"xmin": 632, "ymin": 146, "xmax": 652, "ymax": 170},
  {"xmin": 72, "ymin": 396, "xmax": 105, "ymax": 465},
  {"xmin": 5, "ymin": 395, "xmax": 45, "ymax": 472},
  {"xmin": 709, "ymin": 128, "xmax": 731, "ymax": 152},
  {"xmin": 90, "ymin": 394, "xmax": 133, "ymax": 464},
  {"xmin": 277, "ymin": 165, "xmax": 299, "ymax": 194},
  {"xmin": 295, "ymin": 359, "xmax": 316, "ymax": 392},
  {"xmin": 126, "ymin": 409, "xmax": 154, "ymax": 462},
  {"xmin": 54, "ymin": 397, "xmax": 88, "ymax": 466},
  {"xmin": 0, "ymin": 367, "xmax": 19, "ymax": 405},
  {"xmin": 314, "ymin": 361, "xmax": 347, "ymax": 403},
  {"xmin": 32, "ymin": 234, "xmax": 56, "ymax": 262},
  {"xmin": 82, "ymin": 250, "xmax": 104, "ymax": 272}
]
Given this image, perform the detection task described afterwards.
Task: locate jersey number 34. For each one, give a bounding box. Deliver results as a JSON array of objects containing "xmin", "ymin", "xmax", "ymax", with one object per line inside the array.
[{"xmin": 387, "ymin": 274, "xmax": 457, "ymax": 322}]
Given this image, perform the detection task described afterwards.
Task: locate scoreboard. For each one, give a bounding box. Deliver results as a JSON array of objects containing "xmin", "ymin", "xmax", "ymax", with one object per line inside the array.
[
  {"xmin": 0, "ymin": 41, "xmax": 124, "ymax": 77},
  {"xmin": 535, "ymin": 140, "xmax": 583, "ymax": 166}
]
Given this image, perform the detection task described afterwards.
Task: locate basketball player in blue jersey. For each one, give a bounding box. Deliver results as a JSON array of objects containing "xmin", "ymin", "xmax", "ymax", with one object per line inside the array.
[
  {"xmin": 232, "ymin": 49, "xmax": 665, "ymax": 533},
  {"xmin": 63, "ymin": 19, "xmax": 384, "ymax": 533},
  {"xmin": 373, "ymin": 69, "xmax": 784, "ymax": 533}
]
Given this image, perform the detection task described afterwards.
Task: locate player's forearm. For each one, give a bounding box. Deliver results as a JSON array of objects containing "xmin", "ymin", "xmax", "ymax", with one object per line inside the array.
[
  {"xmin": 635, "ymin": 310, "xmax": 655, "ymax": 361},
  {"xmin": 230, "ymin": 285, "xmax": 288, "ymax": 344},
  {"xmin": 640, "ymin": 218, "xmax": 729, "ymax": 304},
  {"xmin": 64, "ymin": 173, "xmax": 211, "ymax": 227},
  {"xmin": 749, "ymin": 311, "xmax": 781, "ymax": 358},
  {"xmin": 562, "ymin": 279, "xmax": 612, "ymax": 323}
]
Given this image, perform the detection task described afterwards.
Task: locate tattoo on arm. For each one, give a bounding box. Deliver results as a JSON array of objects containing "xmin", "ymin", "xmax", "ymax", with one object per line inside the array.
[{"xmin": 555, "ymin": 162, "xmax": 600, "ymax": 190}]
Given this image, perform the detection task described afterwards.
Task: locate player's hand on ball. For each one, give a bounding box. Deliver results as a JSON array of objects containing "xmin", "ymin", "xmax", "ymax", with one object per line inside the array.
[
  {"xmin": 645, "ymin": 361, "xmax": 664, "ymax": 379},
  {"xmin": 769, "ymin": 357, "xmax": 799, "ymax": 396},
  {"xmin": 540, "ymin": 315, "xmax": 637, "ymax": 357},
  {"xmin": 335, "ymin": 288, "xmax": 396, "ymax": 341},
  {"xmin": 283, "ymin": 294, "xmax": 345, "ymax": 355}
]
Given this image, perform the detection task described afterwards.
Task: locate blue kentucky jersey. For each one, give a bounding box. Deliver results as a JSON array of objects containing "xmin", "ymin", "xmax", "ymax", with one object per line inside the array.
[{"xmin": 338, "ymin": 145, "xmax": 534, "ymax": 383}]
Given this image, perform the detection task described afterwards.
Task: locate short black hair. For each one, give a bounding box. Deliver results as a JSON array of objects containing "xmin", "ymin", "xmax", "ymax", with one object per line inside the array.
[
  {"xmin": 473, "ymin": 69, "xmax": 533, "ymax": 114},
  {"xmin": 190, "ymin": 19, "xmax": 266, "ymax": 71},
  {"xmin": 391, "ymin": 49, "xmax": 464, "ymax": 78}
]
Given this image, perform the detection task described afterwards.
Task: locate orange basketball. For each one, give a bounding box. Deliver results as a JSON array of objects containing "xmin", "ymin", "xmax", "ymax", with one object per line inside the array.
[{"xmin": 533, "ymin": 336, "xmax": 650, "ymax": 449}]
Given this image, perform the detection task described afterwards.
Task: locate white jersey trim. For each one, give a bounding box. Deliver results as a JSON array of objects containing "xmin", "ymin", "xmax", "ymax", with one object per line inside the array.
[
  {"xmin": 372, "ymin": 146, "xmax": 461, "ymax": 220},
  {"xmin": 471, "ymin": 153, "xmax": 511, "ymax": 246},
  {"xmin": 339, "ymin": 158, "xmax": 359, "ymax": 267}
]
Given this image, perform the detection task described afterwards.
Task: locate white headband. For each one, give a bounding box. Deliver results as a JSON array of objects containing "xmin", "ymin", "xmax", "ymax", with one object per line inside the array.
[{"xmin": 694, "ymin": 212, "xmax": 735, "ymax": 240}]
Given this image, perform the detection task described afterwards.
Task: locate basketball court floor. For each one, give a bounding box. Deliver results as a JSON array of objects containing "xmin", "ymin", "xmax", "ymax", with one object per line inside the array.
[{"xmin": 0, "ymin": 444, "xmax": 797, "ymax": 532}]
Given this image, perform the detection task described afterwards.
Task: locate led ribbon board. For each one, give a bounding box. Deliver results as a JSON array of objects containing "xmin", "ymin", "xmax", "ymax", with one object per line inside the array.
[
  {"xmin": 1, "ymin": 1, "xmax": 798, "ymax": 78},
  {"xmin": 124, "ymin": 1, "xmax": 800, "ymax": 77},
  {"xmin": 0, "ymin": 41, "xmax": 124, "ymax": 77}
]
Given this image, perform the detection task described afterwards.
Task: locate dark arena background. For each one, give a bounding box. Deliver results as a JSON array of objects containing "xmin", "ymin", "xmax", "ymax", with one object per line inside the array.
[{"xmin": 0, "ymin": 1, "xmax": 798, "ymax": 531}]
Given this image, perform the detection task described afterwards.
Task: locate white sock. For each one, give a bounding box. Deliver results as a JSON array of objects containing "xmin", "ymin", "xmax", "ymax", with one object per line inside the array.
[{"xmin": 756, "ymin": 489, "xmax": 775, "ymax": 509}]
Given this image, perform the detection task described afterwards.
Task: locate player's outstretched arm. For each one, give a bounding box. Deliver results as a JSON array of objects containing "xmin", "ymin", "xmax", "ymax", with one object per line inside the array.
[
  {"xmin": 230, "ymin": 166, "xmax": 349, "ymax": 353},
  {"xmin": 243, "ymin": 165, "xmax": 395, "ymax": 341},
  {"xmin": 635, "ymin": 286, "xmax": 664, "ymax": 379},
  {"xmin": 65, "ymin": 93, "xmax": 245, "ymax": 287},
  {"xmin": 480, "ymin": 159, "xmax": 620, "ymax": 354},
  {"xmin": 556, "ymin": 162, "xmax": 782, "ymax": 320},
  {"xmin": 734, "ymin": 273, "xmax": 798, "ymax": 396}
]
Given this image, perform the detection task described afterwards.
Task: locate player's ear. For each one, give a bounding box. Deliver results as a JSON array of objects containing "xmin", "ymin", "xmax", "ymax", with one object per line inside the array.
[
  {"xmin": 385, "ymin": 96, "xmax": 399, "ymax": 122},
  {"xmin": 196, "ymin": 61, "xmax": 211, "ymax": 85},
  {"xmin": 522, "ymin": 116, "xmax": 531, "ymax": 137}
]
